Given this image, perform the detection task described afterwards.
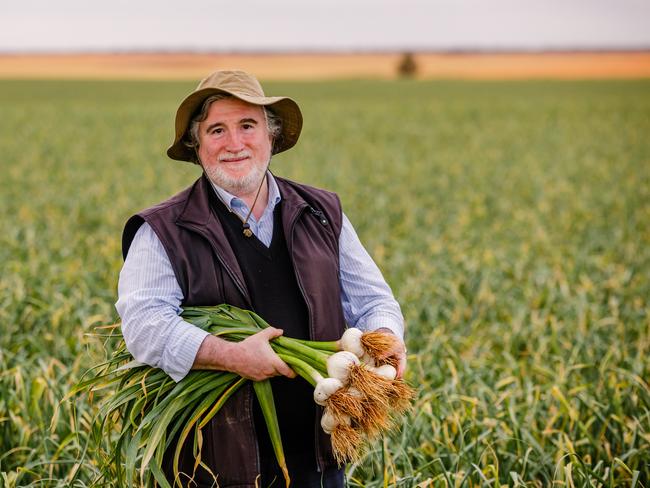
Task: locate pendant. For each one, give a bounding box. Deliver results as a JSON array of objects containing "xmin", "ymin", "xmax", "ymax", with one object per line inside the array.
[{"xmin": 243, "ymin": 227, "xmax": 253, "ymax": 238}]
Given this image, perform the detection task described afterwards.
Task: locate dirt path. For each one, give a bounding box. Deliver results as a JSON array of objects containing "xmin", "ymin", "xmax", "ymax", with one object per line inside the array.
[{"xmin": 1, "ymin": 52, "xmax": 649, "ymax": 80}]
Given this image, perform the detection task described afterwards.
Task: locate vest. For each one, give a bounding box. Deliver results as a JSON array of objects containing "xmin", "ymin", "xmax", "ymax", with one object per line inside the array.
[{"xmin": 122, "ymin": 173, "xmax": 347, "ymax": 487}]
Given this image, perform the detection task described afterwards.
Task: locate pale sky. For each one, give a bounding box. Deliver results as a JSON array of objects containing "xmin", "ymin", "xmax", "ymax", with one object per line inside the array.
[{"xmin": 1, "ymin": 0, "xmax": 649, "ymax": 52}]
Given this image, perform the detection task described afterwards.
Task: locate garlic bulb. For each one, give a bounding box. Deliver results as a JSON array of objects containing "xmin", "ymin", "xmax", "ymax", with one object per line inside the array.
[
  {"xmin": 360, "ymin": 352, "xmax": 376, "ymax": 367},
  {"xmin": 314, "ymin": 377, "xmax": 344, "ymax": 406},
  {"xmin": 340, "ymin": 328, "xmax": 365, "ymax": 358},
  {"xmin": 327, "ymin": 351, "xmax": 361, "ymax": 383},
  {"xmin": 320, "ymin": 409, "xmax": 337, "ymax": 434},
  {"xmin": 347, "ymin": 386, "xmax": 363, "ymax": 399},
  {"xmin": 372, "ymin": 364, "xmax": 397, "ymax": 380},
  {"xmin": 321, "ymin": 408, "xmax": 351, "ymax": 434}
]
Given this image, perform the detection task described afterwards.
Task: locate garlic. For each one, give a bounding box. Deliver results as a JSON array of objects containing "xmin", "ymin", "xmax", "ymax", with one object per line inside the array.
[
  {"xmin": 340, "ymin": 328, "xmax": 365, "ymax": 358},
  {"xmin": 320, "ymin": 409, "xmax": 337, "ymax": 434},
  {"xmin": 313, "ymin": 377, "xmax": 344, "ymax": 406},
  {"xmin": 321, "ymin": 408, "xmax": 351, "ymax": 434},
  {"xmin": 360, "ymin": 352, "xmax": 376, "ymax": 367},
  {"xmin": 372, "ymin": 364, "xmax": 397, "ymax": 380},
  {"xmin": 347, "ymin": 386, "xmax": 363, "ymax": 399},
  {"xmin": 326, "ymin": 351, "xmax": 360, "ymax": 383}
]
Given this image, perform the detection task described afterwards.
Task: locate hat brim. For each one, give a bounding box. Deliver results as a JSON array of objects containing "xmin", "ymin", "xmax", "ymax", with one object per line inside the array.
[{"xmin": 167, "ymin": 87, "xmax": 302, "ymax": 163}]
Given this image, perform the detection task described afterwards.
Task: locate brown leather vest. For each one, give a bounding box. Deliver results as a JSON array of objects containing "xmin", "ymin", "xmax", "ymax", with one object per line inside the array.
[{"xmin": 122, "ymin": 174, "xmax": 346, "ymax": 487}]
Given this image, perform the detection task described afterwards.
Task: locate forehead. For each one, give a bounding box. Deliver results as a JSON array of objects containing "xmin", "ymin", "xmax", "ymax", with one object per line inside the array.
[{"xmin": 204, "ymin": 97, "xmax": 265, "ymax": 122}]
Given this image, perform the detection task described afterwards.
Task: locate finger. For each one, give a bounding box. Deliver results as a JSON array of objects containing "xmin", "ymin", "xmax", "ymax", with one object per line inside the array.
[
  {"xmin": 372, "ymin": 328, "xmax": 404, "ymax": 358},
  {"xmin": 379, "ymin": 345, "xmax": 403, "ymax": 360},
  {"xmin": 260, "ymin": 327, "xmax": 284, "ymax": 340},
  {"xmin": 396, "ymin": 355, "xmax": 407, "ymax": 379},
  {"xmin": 274, "ymin": 358, "xmax": 296, "ymax": 378},
  {"xmin": 377, "ymin": 339, "xmax": 406, "ymax": 360}
]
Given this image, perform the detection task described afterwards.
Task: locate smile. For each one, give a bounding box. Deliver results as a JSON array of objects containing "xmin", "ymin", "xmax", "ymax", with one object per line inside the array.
[{"xmin": 220, "ymin": 156, "xmax": 249, "ymax": 163}]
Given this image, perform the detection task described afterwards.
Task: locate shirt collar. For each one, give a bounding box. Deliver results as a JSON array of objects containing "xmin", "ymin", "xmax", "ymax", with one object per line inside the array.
[{"xmin": 208, "ymin": 171, "xmax": 282, "ymax": 214}]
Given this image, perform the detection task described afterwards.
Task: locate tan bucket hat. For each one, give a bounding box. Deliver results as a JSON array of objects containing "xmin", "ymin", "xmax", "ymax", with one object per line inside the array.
[{"xmin": 167, "ymin": 70, "xmax": 303, "ymax": 162}]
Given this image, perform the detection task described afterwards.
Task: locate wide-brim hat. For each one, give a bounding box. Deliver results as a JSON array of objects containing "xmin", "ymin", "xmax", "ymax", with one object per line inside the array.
[{"xmin": 167, "ymin": 70, "xmax": 303, "ymax": 163}]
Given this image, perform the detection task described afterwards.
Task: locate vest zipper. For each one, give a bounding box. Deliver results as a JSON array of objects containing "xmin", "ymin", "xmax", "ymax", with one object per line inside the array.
[
  {"xmin": 178, "ymin": 223, "xmax": 260, "ymax": 483},
  {"xmin": 308, "ymin": 206, "xmax": 329, "ymax": 226},
  {"xmin": 247, "ymin": 386, "xmax": 261, "ymax": 483},
  {"xmin": 287, "ymin": 203, "xmax": 326, "ymax": 474}
]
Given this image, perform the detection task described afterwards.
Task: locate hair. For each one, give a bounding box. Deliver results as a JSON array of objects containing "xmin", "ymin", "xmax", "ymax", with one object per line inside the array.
[{"xmin": 183, "ymin": 93, "xmax": 283, "ymax": 164}]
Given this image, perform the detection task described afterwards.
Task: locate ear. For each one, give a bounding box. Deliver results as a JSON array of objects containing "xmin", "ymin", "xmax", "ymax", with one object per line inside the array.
[{"xmin": 194, "ymin": 146, "xmax": 204, "ymax": 166}]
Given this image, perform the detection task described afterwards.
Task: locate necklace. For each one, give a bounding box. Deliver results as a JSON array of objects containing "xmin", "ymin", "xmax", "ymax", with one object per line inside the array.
[
  {"xmin": 214, "ymin": 172, "xmax": 267, "ymax": 238},
  {"xmin": 200, "ymin": 149, "xmax": 271, "ymax": 238}
]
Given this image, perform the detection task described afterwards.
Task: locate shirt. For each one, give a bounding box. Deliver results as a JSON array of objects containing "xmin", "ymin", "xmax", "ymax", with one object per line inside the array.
[{"xmin": 115, "ymin": 173, "xmax": 404, "ymax": 381}]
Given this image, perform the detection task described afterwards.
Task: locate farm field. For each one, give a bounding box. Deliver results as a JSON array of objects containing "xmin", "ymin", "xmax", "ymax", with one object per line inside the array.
[
  {"xmin": 0, "ymin": 78, "xmax": 649, "ymax": 486},
  {"xmin": 1, "ymin": 52, "xmax": 650, "ymax": 80}
]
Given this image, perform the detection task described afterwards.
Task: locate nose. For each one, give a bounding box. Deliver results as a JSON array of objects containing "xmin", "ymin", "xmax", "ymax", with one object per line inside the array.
[{"xmin": 225, "ymin": 129, "xmax": 245, "ymax": 152}]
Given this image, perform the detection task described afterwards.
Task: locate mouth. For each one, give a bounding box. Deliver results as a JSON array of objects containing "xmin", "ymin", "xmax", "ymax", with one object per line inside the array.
[
  {"xmin": 220, "ymin": 156, "xmax": 248, "ymax": 163},
  {"xmin": 219, "ymin": 152, "xmax": 251, "ymax": 164}
]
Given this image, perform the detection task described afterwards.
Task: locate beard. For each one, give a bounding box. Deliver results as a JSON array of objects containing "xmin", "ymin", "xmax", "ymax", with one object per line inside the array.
[{"xmin": 203, "ymin": 153, "xmax": 269, "ymax": 197}]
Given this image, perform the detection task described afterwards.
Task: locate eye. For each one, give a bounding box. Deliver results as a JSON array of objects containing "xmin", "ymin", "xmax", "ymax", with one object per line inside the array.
[
  {"xmin": 242, "ymin": 122, "xmax": 256, "ymax": 130},
  {"xmin": 210, "ymin": 127, "xmax": 224, "ymax": 135}
]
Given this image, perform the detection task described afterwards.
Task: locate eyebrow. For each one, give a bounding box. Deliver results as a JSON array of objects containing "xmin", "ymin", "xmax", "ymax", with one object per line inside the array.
[{"xmin": 205, "ymin": 117, "xmax": 259, "ymax": 133}]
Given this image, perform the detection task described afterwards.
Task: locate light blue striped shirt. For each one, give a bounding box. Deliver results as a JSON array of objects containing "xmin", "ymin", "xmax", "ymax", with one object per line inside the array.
[{"xmin": 116, "ymin": 174, "xmax": 403, "ymax": 381}]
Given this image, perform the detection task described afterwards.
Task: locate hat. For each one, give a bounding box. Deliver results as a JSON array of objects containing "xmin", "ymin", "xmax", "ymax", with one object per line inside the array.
[{"xmin": 167, "ymin": 70, "xmax": 303, "ymax": 162}]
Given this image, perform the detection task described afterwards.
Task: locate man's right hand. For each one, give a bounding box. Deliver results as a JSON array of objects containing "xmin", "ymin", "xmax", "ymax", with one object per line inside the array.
[{"xmin": 193, "ymin": 327, "xmax": 296, "ymax": 381}]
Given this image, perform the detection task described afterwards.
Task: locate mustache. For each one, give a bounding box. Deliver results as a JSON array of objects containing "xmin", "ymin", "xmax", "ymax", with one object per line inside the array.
[{"xmin": 219, "ymin": 151, "xmax": 251, "ymax": 161}]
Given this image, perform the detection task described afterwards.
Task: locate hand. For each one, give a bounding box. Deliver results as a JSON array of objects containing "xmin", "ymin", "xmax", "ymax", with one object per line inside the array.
[
  {"xmin": 374, "ymin": 327, "xmax": 407, "ymax": 379},
  {"xmin": 227, "ymin": 327, "xmax": 296, "ymax": 381},
  {"xmin": 194, "ymin": 327, "xmax": 296, "ymax": 381}
]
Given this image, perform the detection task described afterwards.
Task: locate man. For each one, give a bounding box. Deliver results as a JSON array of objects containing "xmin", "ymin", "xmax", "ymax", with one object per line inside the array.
[{"xmin": 116, "ymin": 70, "xmax": 405, "ymax": 487}]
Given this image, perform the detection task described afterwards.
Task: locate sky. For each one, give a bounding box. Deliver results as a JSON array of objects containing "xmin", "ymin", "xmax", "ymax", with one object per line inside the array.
[{"xmin": 1, "ymin": 0, "xmax": 649, "ymax": 52}]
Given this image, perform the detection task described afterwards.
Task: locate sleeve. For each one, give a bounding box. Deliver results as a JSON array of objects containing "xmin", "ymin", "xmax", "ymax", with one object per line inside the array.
[
  {"xmin": 338, "ymin": 212, "xmax": 405, "ymax": 339},
  {"xmin": 115, "ymin": 222, "xmax": 210, "ymax": 382}
]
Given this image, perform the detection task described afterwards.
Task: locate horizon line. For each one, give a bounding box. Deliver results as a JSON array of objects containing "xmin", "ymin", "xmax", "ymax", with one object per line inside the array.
[{"xmin": 2, "ymin": 46, "xmax": 650, "ymax": 56}]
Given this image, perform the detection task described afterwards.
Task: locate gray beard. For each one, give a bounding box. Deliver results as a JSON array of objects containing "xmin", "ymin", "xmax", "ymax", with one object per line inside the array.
[{"xmin": 204, "ymin": 160, "xmax": 268, "ymax": 197}]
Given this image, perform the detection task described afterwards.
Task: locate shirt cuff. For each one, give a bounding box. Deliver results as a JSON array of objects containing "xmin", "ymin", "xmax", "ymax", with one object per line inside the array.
[
  {"xmin": 354, "ymin": 313, "xmax": 404, "ymax": 340},
  {"xmin": 161, "ymin": 317, "xmax": 211, "ymax": 382}
]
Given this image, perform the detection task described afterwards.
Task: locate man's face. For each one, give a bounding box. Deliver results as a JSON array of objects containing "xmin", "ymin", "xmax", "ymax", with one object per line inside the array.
[{"xmin": 197, "ymin": 97, "xmax": 273, "ymax": 197}]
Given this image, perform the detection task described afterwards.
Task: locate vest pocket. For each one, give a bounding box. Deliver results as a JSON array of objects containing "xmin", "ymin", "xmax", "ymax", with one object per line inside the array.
[{"xmin": 205, "ymin": 385, "xmax": 259, "ymax": 486}]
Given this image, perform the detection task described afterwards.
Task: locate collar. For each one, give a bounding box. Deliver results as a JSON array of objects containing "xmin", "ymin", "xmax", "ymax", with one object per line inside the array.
[
  {"xmin": 208, "ymin": 171, "xmax": 282, "ymax": 216},
  {"xmin": 173, "ymin": 172, "xmax": 312, "ymax": 308},
  {"xmin": 176, "ymin": 172, "xmax": 298, "ymax": 226}
]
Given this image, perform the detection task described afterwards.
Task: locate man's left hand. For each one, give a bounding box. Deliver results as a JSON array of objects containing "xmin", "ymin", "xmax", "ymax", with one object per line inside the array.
[{"xmin": 375, "ymin": 327, "xmax": 407, "ymax": 379}]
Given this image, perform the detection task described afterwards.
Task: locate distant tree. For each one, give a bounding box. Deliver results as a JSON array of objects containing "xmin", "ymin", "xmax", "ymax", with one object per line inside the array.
[{"xmin": 397, "ymin": 52, "xmax": 418, "ymax": 78}]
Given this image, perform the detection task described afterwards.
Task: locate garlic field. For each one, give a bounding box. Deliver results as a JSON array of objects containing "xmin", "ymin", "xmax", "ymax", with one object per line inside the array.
[{"xmin": 1, "ymin": 79, "xmax": 648, "ymax": 486}]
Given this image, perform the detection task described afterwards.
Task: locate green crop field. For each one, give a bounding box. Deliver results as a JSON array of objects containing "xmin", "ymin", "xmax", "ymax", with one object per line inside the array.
[{"xmin": 1, "ymin": 78, "xmax": 649, "ymax": 487}]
